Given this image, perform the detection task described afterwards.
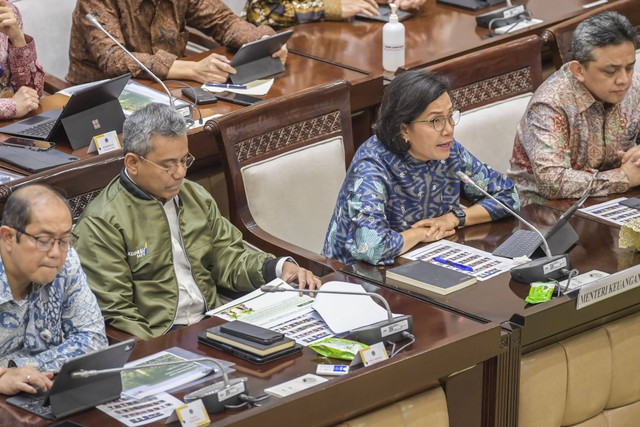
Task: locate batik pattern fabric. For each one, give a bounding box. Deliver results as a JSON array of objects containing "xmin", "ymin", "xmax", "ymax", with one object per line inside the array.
[
  {"xmin": 509, "ymin": 64, "xmax": 640, "ymax": 206},
  {"xmin": 0, "ymin": 3, "xmax": 45, "ymax": 119},
  {"xmin": 0, "ymin": 249, "xmax": 107, "ymax": 372},
  {"xmin": 322, "ymin": 135, "xmax": 519, "ymax": 265},
  {"xmin": 67, "ymin": 0, "xmax": 275, "ymax": 84},
  {"xmin": 246, "ymin": 0, "xmax": 342, "ymax": 28}
]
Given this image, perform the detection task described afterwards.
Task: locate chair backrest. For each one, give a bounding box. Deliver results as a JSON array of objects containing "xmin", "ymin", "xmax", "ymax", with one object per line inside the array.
[
  {"xmin": 205, "ymin": 80, "xmax": 353, "ymax": 272},
  {"xmin": 335, "ymin": 386, "xmax": 449, "ymax": 427},
  {"xmin": 15, "ymin": 0, "xmax": 76, "ymax": 82},
  {"xmin": 541, "ymin": 0, "xmax": 640, "ymax": 70},
  {"xmin": 422, "ymin": 35, "xmax": 543, "ymax": 173},
  {"xmin": 0, "ymin": 151, "xmax": 122, "ymax": 222}
]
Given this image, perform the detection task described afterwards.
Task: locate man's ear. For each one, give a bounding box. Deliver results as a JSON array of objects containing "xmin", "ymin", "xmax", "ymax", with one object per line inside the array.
[
  {"xmin": 568, "ymin": 60, "xmax": 586, "ymax": 83},
  {"xmin": 0, "ymin": 226, "xmax": 15, "ymax": 250},
  {"xmin": 124, "ymin": 153, "xmax": 140, "ymax": 176}
]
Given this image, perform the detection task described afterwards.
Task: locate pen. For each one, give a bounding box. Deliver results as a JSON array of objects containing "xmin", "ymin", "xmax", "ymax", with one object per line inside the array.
[
  {"xmin": 204, "ymin": 83, "xmax": 247, "ymax": 89},
  {"xmin": 432, "ymin": 257, "xmax": 474, "ymax": 272}
]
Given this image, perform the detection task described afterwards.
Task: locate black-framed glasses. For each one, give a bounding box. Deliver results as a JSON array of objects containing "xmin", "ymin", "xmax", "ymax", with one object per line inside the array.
[
  {"xmin": 139, "ymin": 153, "xmax": 196, "ymax": 175},
  {"xmin": 14, "ymin": 227, "xmax": 78, "ymax": 252},
  {"xmin": 412, "ymin": 110, "xmax": 461, "ymax": 132}
]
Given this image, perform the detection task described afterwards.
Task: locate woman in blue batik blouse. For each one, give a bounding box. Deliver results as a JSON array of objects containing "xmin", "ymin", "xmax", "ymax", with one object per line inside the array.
[{"xmin": 322, "ymin": 70, "xmax": 520, "ymax": 265}]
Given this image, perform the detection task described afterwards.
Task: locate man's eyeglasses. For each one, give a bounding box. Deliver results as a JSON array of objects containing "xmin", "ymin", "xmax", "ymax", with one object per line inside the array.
[
  {"xmin": 412, "ymin": 110, "xmax": 461, "ymax": 132},
  {"xmin": 139, "ymin": 153, "xmax": 196, "ymax": 175},
  {"xmin": 15, "ymin": 228, "xmax": 77, "ymax": 252}
]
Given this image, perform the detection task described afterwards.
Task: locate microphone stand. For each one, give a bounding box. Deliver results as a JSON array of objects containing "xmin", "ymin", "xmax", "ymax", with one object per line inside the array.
[
  {"xmin": 261, "ymin": 285, "xmax": 414, "ymax": 345},
  {"xmin": 85, "ymin": 13, "xmax": 192, "ymax": 119},
  {"xmin": 72, "ymin": 357, "xmax": 255, "ymax": 414},
  {"xmin": 456, "ymin": 171, "xmax": 570, "ymax": 283}
]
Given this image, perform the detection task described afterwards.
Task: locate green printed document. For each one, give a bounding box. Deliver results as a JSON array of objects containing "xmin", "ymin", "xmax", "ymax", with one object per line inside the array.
[{"xmin": 121, "ymin": 347, "xmax": 229, "ymax": 399}]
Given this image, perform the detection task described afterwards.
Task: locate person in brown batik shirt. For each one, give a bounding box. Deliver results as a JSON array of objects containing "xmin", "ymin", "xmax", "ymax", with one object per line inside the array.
[{"xmin": 66, "ymin": 0, "xmax": 287, "ymax": 85}]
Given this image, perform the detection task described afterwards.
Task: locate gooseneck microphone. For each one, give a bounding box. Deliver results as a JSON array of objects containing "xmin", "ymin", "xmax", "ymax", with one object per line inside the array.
[
  {"xmin": 71, "ymin": 357, "xmax": 222, "ymax": 379},
  {"xmin": 72, "ymin": 357, "xmax": 253, "ymax": 413},
  {"xmin": 455, "ymin": 171, "xmax": 570, "ymax": 283},
  {"xmin": 260, "ymin": 285, "xmax": 414, "ymax": 345},
  {"xmin": 85, "ymin": 13, "xmax": 191, "ymax": 118},
  {"xmin": 456, "ymin": 171, "xmax": 552, "ymax": 257}
]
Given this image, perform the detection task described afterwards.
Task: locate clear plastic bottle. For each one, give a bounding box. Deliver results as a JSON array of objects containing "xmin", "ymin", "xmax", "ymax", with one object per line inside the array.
[{"xmin": 382, "ymin": 3, "xmax": 405, "ymax": 72}]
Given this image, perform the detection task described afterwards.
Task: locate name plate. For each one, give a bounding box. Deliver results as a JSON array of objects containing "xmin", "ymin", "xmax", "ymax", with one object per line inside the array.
[{"xmin": 576, "ymin": 264, "xmax": 640, "ymax": 310}]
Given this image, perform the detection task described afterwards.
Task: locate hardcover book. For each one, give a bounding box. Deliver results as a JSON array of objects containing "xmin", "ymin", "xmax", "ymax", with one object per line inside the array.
[
  {"xmin": 386, "ymin": 260, "xmax": 477, "ymax": 295},
  {"xmin": 205, "ymin": 324, "xmax": 295, "ymax": 357}
]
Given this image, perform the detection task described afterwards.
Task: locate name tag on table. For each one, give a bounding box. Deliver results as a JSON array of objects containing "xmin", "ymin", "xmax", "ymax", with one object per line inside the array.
[
  {"xmin": 88, "ymin": 130, "xmax": 121, "ymax": 154},
  {"xmin": 576, "ymin": 264, "xmax": 640, "ymax": 309}
]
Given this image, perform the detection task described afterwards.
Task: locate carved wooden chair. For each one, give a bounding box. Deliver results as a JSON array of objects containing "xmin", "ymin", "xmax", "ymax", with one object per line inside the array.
[
  {"xmin": 421, "ymin": 34, "xmax": 544, "ymax": 173},
  {"xmin": 205, "ymin": 80, "xmax": 353, "ymax": 276},
  {"xmin": 541, "ymin": 0, "xmax": 640, "ymax": 70}
]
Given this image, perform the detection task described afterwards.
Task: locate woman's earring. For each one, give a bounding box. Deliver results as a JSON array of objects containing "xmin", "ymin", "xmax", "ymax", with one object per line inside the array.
[{"xmin": 404, "ymin": 138, "xmax": 410, "ymax": 146}]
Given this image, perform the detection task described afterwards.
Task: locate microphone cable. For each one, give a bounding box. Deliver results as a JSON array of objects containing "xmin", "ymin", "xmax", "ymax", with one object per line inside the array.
[
  {"xmin": 389, "ymin": 332, "xmax": 416, "ymax": 358},
  {"xmin": 559, "ymin": 268, "xmax": 580, "ymax": 296}
]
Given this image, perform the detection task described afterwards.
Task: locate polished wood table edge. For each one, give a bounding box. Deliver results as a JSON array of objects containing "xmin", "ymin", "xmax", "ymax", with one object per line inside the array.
[{"xmin": 217, "ymin": 321, "xmax": 502, "ymax": 427}]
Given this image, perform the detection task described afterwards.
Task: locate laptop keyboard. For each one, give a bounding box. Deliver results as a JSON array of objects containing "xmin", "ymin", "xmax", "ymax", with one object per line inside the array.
[
  {"xmin": 21, "ymin": 120, "xmax": 55, "ymax": 138},
  {"xmin": 492, "ymin": 230, "xmax": 543, "ymax": 259},
  {"xmin": 6, "ymin": 393, "xmax": 54, "ymax": 419}
]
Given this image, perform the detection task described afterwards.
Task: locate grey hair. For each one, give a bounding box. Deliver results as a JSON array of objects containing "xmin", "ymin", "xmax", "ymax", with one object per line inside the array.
[
  {"xmin": 571, "ymin": 11, "xmax": 638, "ymax": 64},
  {"xmin": 122, "ymin": 103, "xmax": 187, "ymax": 156}
]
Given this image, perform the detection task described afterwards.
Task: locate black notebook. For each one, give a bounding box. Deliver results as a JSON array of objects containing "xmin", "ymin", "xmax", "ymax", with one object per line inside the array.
[
  {"xmin": 386, "ymin": 260, "xmax": 477, "ymax": 295},
  {"xmin": 205, "ymin": 324, "xmax": 295, "ymax": 356},
  {"xmin": 198, "ymin": 331, "xmax": 302, "ymax": 365}
]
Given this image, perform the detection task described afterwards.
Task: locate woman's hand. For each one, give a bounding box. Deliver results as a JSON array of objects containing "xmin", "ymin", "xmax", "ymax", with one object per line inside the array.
[{"xmin": 411, "ymin": 212, "xmax": 459, "ymax": 241}]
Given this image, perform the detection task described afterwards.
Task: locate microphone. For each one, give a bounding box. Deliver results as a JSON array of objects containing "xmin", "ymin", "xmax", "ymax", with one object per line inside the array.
[
  {"xmin": 455, "ymin": 171, "xmax": 570, "ymax": 283},
  {"xmin": 260, "ymin": 285, "xmax": 414, "ymax": 345},
  {"xmin": 72, "ymin": 357, "xmax": 250, "ymax": 413},
  {"xmin": 85, "ymin": 13, "xmax": 191, "ymax": 119}
]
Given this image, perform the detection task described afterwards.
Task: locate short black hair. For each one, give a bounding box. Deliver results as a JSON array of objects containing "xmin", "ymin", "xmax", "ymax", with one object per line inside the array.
[
  {"xmin": 374, "ymin": 70, "xmax": 451, "ymax": 154},
  {"xmin": 572, "ymin": 11, "xmax": 639, "ymax": 63},
  {"xmin": 2, "ymin": 184, "xmax": 71, "ymax": 242}
]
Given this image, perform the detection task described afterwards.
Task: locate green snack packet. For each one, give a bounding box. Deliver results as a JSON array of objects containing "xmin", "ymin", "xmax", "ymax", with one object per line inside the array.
[
  {"xmin": 309, "ymin": 337, "xmax": 369, "ymax": 361},
  {"xmin": 525, "ymin": 281, "xmax": 557, "ymax": 304}
]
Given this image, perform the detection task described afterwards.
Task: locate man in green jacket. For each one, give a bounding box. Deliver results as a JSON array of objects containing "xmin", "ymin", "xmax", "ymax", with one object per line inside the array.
[{"xmin": 74, "ymin": 103, "xmax": 321, "ymax": 340}]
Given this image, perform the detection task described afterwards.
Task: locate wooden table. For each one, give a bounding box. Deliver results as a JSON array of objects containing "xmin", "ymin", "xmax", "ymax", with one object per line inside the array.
[
  {"xmin": 0, "ymin": 273, "xmax": 502, "ymax": 427},
  {"xmin": 288, "ymin": 0, "xmax": 620, "ymax": 78},
  {"xmin": 343, "ymin": 203, "xmax": 640, "ymax": 426},
  {"xmin": 0, "ymin": 50, "xmax": 383, "ymax": 178}
]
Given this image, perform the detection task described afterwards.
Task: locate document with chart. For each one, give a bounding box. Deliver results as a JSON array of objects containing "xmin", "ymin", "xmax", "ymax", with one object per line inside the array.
[{"xmin": 403, "ymin": 240, "xmax": 515, "ymax": 280}]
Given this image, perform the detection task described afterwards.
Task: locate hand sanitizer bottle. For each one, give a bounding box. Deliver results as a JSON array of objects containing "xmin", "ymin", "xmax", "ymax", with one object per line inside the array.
[{"xmin": 382, "ymin": 3, "xmax": 405, "ymax": 72}]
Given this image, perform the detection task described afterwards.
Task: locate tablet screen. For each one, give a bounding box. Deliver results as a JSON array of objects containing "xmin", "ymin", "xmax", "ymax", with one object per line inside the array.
[{"xmin": 230, "ymin": 30, "xmax": 294, "ymax": 67}]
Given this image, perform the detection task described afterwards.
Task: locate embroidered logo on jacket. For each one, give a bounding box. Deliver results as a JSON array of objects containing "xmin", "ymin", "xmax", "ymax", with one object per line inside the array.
[{"xmin": 128, "ymin": 242, "xmax": 149, "ymax": 258}]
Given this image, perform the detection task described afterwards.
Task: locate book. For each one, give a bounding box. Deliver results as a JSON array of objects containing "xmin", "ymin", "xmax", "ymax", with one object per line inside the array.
[
  {"xmin": 386, "ymin": 260, "xmax": 477, "ymax": 295},
  {"xmin": 205, "ymin": 324, "xmax": 295, "ymax": 356},
  {"xmin": 198, "ymin": 332, "xmax": 302, "ymax": 365}
]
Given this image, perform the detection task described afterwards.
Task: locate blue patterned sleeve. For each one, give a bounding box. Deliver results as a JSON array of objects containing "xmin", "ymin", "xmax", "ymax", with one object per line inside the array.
[
  {"xmin": 458, "ymin": 146, "xmax": 520, "ymax": 218},
  {"xmin": 11, "ymin": 250, "xmax": 108, "ymax": 372},
  {"xmin": 342, "ymin": 161, "xmax": 404, "ymax": 265}
]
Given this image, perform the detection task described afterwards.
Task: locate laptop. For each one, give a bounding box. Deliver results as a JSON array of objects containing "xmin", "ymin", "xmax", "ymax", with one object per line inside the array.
[
  {"xmin": 0, "ymin": 73, "xmax": 130, "ymax": 150},
  {"xmin": 6, "ymin": 339, "xmax": 135, "ymax": 420},
  {"xmin": 492, "ymin": 192, "xmax": 589, "ymax": 259}
]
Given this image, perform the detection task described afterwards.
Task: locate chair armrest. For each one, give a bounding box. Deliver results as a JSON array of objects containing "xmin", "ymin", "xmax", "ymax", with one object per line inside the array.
[
  {"xmin": 44, "ymin": 73, "xmax": 70, "ymax": 95},
  {"xmin": 243, "ymin": 220, "xmax": 347, "ymax": 278},
  {"xmin": 106, "ymin": 324, "xmax": 137, "ymax": 345}
]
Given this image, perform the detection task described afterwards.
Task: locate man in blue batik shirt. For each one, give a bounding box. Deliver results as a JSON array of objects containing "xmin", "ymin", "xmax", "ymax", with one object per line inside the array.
[{"xmin": 0, "ymin": 184, "xmax": 107, "ymax": 396}]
